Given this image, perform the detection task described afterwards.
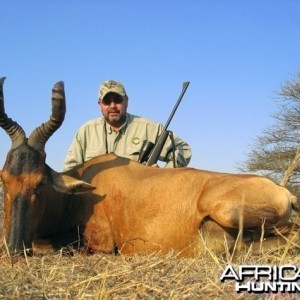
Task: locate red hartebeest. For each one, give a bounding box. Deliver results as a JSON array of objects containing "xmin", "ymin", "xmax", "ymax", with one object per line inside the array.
[{"xmin": 0, "ymin": 77, "xmax": 299, "ymax": 256}]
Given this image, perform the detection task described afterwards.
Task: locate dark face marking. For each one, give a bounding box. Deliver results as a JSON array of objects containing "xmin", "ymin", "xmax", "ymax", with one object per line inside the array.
[
  {"xmin": 4, "ymin": 142, "xmax": 46, "ymax": 176},
  {"xmin": 7, "ymin": 194, "xmax": 29, "ymax": 251},
  {"xmin": 2, "ymin": 141, "xmax": 47, "ymax": 253}
]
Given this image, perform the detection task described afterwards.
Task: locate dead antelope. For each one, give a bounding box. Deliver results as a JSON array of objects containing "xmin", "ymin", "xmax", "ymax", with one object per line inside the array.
[{"xmin": 0, "ymin": 77, "xmax": 299, "ymax": 257}]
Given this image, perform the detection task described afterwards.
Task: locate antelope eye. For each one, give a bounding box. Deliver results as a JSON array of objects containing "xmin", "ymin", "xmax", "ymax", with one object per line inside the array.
[{"xmin": 35, "ymin": 180, "xmax": 46, "ymax": 196}]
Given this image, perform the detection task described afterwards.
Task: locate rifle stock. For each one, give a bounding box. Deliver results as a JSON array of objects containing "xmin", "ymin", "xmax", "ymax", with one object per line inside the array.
[
  {"xmin": 138, "ymin": 140, "xmax": 155, "ymax": 164},
  {"xmin": 145, "ymin": 130, "xmax": 169, "ymax": 166}
]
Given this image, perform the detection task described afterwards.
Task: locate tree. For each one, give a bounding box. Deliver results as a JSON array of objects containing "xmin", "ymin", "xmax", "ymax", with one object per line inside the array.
[{"xmin": 241, "ymin": 71, "xmax": 300, "ymax": 192}]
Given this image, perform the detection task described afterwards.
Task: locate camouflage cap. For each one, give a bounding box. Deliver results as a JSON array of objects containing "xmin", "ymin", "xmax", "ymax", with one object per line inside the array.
[{"xmin": 98, "ymin": 80, "xmax": 126, "ymax": 101}]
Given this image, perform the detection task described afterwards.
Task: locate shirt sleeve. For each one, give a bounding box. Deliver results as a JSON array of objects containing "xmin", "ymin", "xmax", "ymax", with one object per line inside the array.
[
  {"xmin": 160, "ymin": 131, "xmax": 192, "ymax": 168},
  {"xmin": 63, "ymin": 132, "xmax": 84, "ymax": 170},
  {"xmin": 150, "ymin": 123, "xmax": 191, "ymax": 168}
]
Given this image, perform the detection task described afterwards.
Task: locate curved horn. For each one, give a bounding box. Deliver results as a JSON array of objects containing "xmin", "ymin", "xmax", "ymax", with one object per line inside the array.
[
  {"xmin": 0, "ymin": 77, "xmax": 26, "ymax": 148},
  {"xmin": 28, "ymin": 81, "xmax": 66, "ymax": 151}
]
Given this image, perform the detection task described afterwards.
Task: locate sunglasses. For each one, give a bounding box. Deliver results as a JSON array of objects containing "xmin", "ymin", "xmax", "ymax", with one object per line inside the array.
[{"xmin": 101, "ymin": 95, "xmax": 124, "ymax": 106}]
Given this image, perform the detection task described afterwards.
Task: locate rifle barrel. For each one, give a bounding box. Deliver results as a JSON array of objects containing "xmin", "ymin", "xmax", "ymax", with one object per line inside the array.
[
  {"xmin": 145, "ymin": 81, "xmax": 190, "ymax": 166},
  {"xmin": 163, "ymin": 81, "xmax": 190, "ymax": 131}
]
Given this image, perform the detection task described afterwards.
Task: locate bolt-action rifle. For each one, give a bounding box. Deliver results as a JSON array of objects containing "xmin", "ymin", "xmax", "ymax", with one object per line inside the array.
[{"xmin": 138, "ymin": 81, "xmax": 190, "ymax": 166}]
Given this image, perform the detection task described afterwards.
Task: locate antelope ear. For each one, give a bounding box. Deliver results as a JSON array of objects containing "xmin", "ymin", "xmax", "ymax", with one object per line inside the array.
[{"xmin": 50, "ymin": 169, "xmax": 96, "ymax": 194}]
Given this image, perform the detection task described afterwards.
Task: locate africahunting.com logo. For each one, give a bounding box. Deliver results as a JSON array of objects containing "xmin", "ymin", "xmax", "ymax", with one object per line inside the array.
[{"xmin": 220, "ymin": 265, "xmax": 300, "ymax": 293}]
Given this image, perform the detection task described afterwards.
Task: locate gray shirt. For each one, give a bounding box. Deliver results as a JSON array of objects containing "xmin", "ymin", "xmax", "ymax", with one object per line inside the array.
[{"xmin": 64, "ymin": 113, "xmax": 192, "ymax": 170}]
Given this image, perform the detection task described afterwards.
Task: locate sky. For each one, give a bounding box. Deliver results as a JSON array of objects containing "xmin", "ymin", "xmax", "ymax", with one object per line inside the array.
[{"xmin": 1, "ymin": 0, "xmax": 300, "ymax": 173}]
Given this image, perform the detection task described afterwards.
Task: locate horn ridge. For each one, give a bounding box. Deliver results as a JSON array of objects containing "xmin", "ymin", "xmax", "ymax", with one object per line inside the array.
[
  {"xmin": 28, "ymin": 81, "xmax": 66, "ymax": 151},
  {"xmin": 0, "ymin": 77, "xmax": 26, "ymax": 148}
]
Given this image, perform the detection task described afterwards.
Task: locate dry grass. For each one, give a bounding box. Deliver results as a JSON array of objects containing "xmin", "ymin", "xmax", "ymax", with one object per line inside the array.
[{"xmin": 1, "ymin": 195, "xmax": 300, "ymax": 299}]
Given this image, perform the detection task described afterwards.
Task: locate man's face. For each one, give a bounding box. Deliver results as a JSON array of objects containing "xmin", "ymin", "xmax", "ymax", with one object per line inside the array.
[{"xmin": 99, "ymin": 92, "xmax": 128, "ymax": 128}]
